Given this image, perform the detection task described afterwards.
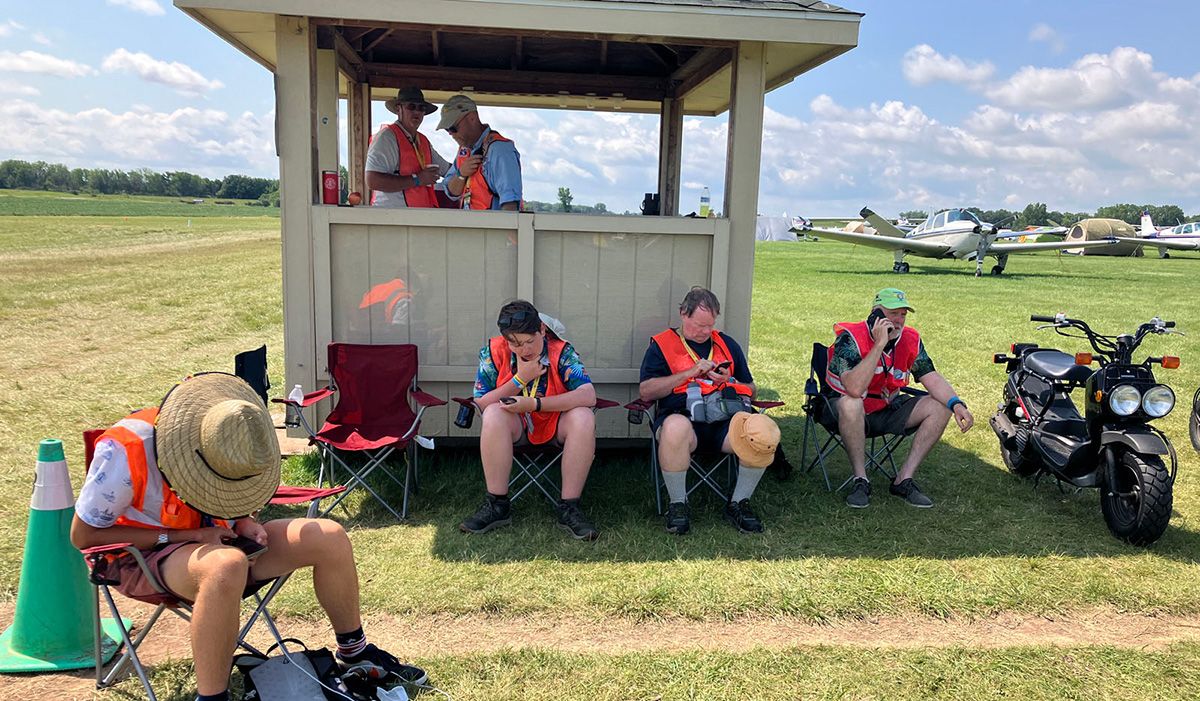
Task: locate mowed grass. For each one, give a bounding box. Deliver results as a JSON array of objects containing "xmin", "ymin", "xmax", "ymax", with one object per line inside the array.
[
  {"xmin": 3, "ymin": 208, "xmax": 1200, "ymax": 698},
  {"xmin": 0, "ymin": 189, "xmax": 278, "ymax": 217}
]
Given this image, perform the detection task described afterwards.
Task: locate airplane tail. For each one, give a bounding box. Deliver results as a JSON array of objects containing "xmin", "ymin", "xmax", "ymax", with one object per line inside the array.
[
  {"xmin": 1140, "ymin": 210, "xmax": 1155, "ymax": 237},
  {"xmin": 858, "ymin": 207, "xmax": 907, "ymax": 238}
]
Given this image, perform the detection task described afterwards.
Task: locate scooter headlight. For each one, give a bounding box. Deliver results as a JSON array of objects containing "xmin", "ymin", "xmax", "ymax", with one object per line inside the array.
[
  {"xmin": 1142, "ymin": 385, "xmax": 1175, "ymax": 418},
  {"xmin": 1108, "ymin": 385, "xmax": 1141, "ymax": 416}
]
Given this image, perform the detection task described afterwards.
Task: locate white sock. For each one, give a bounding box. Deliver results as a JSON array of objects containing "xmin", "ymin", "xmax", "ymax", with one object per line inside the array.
[
  {"xmin": 662, "ymin": 470, "xmax": 688, "ymax": 504},
  {"xmin": 731, "ymin": 465, "xmax": 765, "ymax": 503}
]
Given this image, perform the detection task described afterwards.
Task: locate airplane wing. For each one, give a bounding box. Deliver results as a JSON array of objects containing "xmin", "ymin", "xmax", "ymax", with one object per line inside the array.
[
  {"xmin": 859, "ymin": 207, "xmax": 909, "ymax": 238},
  {"xmin": 995, "ymin": 226, "xmax": 1069, "ymax": 240},
  {"xmin": 990, "ymin": 238, "xmax": 1118, "ymax": 253},
  {"xmin": 806, "ymin": 227, "xmax": 953, "ymax": 256},
  {"xmin": 1119, "ymin": 237, "xmax": 1200, "ymax": 251}
]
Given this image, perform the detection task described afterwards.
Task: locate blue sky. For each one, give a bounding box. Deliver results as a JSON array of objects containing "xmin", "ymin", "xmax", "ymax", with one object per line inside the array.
[{"xmin": 3, "ymin": 1, "xmax": 1198, "ymax": 217}]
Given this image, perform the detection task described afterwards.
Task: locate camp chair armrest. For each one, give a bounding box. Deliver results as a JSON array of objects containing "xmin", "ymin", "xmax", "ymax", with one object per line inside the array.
[
  {"xmin": 595, "ymin": 398, "xmax": 620, "ymax": 410},
  {"xmin": 411, "ymin": 388, "xmax": 446, "ymax": 408},
  {"xmin": 452, "ymin": 396, "xmax": 479, "ymax": 409},
  {"xmin": 80, "ymin": 542, "xmax": 137, "ymax": 556},
  {"xmin": 624, "ymin": 398, "xmax": 653, "ymax": 413},
  {"xmin": 272, "ymin": 387, "xmax": 335, "ymax": 408},
  {"xmin": 752, "ymin": 400, "xmax": 784, "ymax": 411},
  {"xmin": 898, "ymin": 387, "xmax": 930, "ymax": 397},
  {"xmin": 80, "ymin": 543, "xmax": 166, "ymax": 593},
  {"xmin": 269, "ymin": 485, "xmax": 347, "ymax": 505}
]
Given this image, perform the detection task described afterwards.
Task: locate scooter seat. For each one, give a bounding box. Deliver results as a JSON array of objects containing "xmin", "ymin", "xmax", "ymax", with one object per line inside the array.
[{"xmin": 1022, "ymin": 350, "xmax": 1092, "ymax": 383}]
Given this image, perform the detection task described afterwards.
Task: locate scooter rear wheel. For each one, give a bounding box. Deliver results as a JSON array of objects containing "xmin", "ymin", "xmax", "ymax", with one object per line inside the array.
[{"xmin": 1100, "ymin": 448, "xmax": 1172, "ymax": 546}]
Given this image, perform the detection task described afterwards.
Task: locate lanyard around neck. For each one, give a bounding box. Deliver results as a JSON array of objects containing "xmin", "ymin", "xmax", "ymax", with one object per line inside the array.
[{"xmin": 677, "ymin": 329, "xmax": 713, "ymax": 363}]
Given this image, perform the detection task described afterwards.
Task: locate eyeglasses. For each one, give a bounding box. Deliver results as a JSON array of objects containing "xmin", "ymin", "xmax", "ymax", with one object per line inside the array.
[
  {"xmin": 402, "ymin": 103, "xmax": 424, "ymax": 113},
  {"xmin": 497, "ymin": 310, "xmax": 534, "ymax": 328},
  {"xmin": 447, "ymin": 124, "xmax": 459, "ymax": 135}
]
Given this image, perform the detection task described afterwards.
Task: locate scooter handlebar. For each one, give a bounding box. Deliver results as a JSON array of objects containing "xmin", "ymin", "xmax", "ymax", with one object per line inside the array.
[{"xmin": 1030, "ymin": 315, "xmax": 1056, "ymax": 323}]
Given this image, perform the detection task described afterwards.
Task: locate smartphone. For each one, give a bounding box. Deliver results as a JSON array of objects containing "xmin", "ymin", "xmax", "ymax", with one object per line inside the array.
[
  {"xmin": 714, "ymin": 361, "xmax": 731, "ymax": 372},
  {"xmin": 226, "ymin": 535, "xmax": 268, "ymax": 559},
  {"xmin": 499, "ymin": 396, "xmax": 518, "ymax": 405},
  {"xmin": 867, "ymin": 309, "xmax": 899, "ymax": 340}
]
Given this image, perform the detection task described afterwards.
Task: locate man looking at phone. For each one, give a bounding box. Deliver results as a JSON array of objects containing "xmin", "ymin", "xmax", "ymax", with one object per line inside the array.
[
  {"xmin": 460, "ymin": 299, "xmax": 599, "ymax": 540},
  {"xmin": 639, "ymin": 287, "xmax": 779, "ymax": 535},
  {"xmin": 366, "ymin": 87, "xmax": 451, "ymax": 208},
  {"xmin": 71, "ymin": 373, "xmax": 426, "ymax": 701},
  {"xmin": 437, "ymin": 94, "xmax": 522, "ymax": 211},
  {"xmin": 826, "ymin": 288, "xmax": 974, "ymax": 508}
]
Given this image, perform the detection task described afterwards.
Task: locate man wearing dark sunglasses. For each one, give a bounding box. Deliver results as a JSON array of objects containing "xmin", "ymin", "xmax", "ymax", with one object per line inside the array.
[
  {"xmin": 437, "ymin": 94, "xmax": 522, "ymax": 211},
  {"xmin": 461, "ymin": 300, "xmax": 599, "ymax": 540},
  {"xmin": 366, "ymin": 86, "xmax": 450, "ymax": 208}
]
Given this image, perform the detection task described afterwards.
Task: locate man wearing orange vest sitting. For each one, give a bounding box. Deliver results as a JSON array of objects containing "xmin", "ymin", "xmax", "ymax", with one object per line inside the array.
[
  {"xmin": 438, "ymin": 94, "xmax": 523, "ymax": 211},
  {"xmin": 71, "ymin": 373, "xmax": 427, "ymax": 701},
  {"xmin": 366, "ymin": 86, "xmax": 450, "ymax": 208},
  {"xmin": 826, "ymin": 288, "xmax": 975, "ymax": 509},
  {"xmin": 639, "ymin": 287, "xmax": 780, "ymax": 535},
  {"xmin": 460, "ymin": 300, "xmax": 600, "ymax": 540}
]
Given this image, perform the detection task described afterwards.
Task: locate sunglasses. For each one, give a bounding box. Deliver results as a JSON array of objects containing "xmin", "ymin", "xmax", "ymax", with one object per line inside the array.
[
  {"xmin": 447, "ymin": 124, "xmax": 460, "ymax": 135},
  {"xmin": 497, "ymin": 310, "xmax": 535, "ymax": 328},
  {"xmin": 402, "ymin": 103, "xmax": 424, "ymax": 113}
]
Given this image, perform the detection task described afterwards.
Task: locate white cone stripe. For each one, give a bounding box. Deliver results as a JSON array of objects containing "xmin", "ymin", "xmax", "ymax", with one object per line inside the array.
[{"xmin": 32, "ymin": 459, "xmax": 75, "ymax": 511}]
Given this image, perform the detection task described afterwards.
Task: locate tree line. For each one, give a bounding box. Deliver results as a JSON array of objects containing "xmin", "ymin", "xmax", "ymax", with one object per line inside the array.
[
  {"xmin": 0, "ymin": 159, "xmax": 278, "ymax": 202},
  {"xmin": 898, "ymin": 202, "xmax": 1196, "ymax": 228}
]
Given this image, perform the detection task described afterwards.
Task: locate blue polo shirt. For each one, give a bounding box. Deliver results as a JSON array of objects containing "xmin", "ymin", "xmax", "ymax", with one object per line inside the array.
[{"xmin": 445, "ymin": 127, "xmax": 522, "ymax": 210}]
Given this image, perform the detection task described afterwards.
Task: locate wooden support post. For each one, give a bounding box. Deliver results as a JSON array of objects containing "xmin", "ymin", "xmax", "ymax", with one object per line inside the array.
[
  {"xmin": 347, "ymin": 79, "xmax": 369, "ymax": 198},
  {"xmin": 315, "ymin": 49, "xmax": 339, "ymax": 178},
  {"xmin": 657, "ymin": 97, "xmax": 683, "ymax": 216},
  {"xmin": 721, "ymin": 41, "xmax": 765, "ymax": 345}
]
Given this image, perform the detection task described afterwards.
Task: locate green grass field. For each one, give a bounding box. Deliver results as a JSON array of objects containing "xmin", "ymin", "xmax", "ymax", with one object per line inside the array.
[
  {"xmin": 2, "ymin": 194, "xmax": 1199, "ymax": 699},
  {"xmin": 0, "ymin": 188, "xmax": 278, "ymax": 217}
]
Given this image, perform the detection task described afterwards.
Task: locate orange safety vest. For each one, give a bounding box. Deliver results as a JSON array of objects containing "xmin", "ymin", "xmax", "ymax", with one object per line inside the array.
[
  {"xmin": 826, "ymin": 320, "xmax": 921, "ymax": 414},
  {"xmin": 456, "ymin": 130, "xmax": 513, "ymax": 210},
  {"xmin": 370, "ymin": 124, "xmax": 439, "ymax": 208},
  {"xmin": 650, "ymin": 329, "xmax": 753, "ymax": 398},
  {"xmin": 97, "ymin": 408, "xmax": 228, "ymax": 530},
  {"xmin": 490, "ymin": 335, "xmax": 568, "ymax": 444}
]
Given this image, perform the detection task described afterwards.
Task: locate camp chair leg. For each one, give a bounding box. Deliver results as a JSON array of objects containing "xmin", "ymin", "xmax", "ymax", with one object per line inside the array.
[
  {"xmin": 509, "ymin": 452, "xmax": 562, "ymax": 506},
  {"xmin": 97, "ymin": 586, "xmax": 160, "ymax": 700}
]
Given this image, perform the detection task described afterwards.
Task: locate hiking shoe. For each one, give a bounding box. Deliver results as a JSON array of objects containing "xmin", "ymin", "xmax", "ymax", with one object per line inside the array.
[
  {"xmin": 665, "ymin": 501, "xmax": 690, "ymax": 535},
  {"xmin": 723, "ymin": 499, "xmax": 764, "ymax": 533},
  {"xmin": 459, "ymin": 494, "xmax": 512, "ymax": 534},
  {"xmin": 556, "ymin": 500, "xmax": 599, "ymax": 541},
  {"xmin": 845, "ymin": 477, "xmax": 871, "ymax": 508},
  {"xmin": 890, "ymin": 478, "xmax": 933, "ymax": 508},
  {"xmin": 770, "ymin": 447, "xmax": 794, "ymax": 482},
  {"xmin": 337, "ymin": 643, "xmax": 428, "ymax": 686}
]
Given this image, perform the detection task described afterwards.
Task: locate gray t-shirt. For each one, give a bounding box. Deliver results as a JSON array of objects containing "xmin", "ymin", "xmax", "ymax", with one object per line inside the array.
[{"xmin": 366, "ymin": 123, "xmax": 451, "ymax": 208}]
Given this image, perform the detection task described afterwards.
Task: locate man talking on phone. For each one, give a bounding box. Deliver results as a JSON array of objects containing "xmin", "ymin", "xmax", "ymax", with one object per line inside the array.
[
  {"xmin": 437, "ymin": 94, "xmax": 522, "ymax": 211},
  {"xmin": 826, "ymin": 288, "xmax": 974, "ymax": 508}
]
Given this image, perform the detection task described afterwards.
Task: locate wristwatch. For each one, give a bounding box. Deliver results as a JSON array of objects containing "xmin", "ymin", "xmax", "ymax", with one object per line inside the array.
[
  {"xmin": 410, "ymin": 173, "xmax": 420, "ymax": 187},
  {"xmin": 156, "ymin": 531, "xmax": 169, "ymax": 547}
]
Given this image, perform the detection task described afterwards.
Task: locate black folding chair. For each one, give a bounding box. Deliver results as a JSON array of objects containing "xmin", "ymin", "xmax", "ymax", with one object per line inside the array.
[
  {"xmin": 626, "ymin": 397, "xmax": 784, "ymax": 514},
  {"xmin": 800, "ymin": 342, "xmax": 926, "ymax": 491}
]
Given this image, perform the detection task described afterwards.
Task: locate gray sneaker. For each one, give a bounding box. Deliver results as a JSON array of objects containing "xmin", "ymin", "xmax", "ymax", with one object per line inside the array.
[
  {"xmin": 845, "ymin": 478, "xmax": 871, "ymax": 508},
  {"xmin": 889, "ymin": 478, "xmax": 933, "ymax": 508}
]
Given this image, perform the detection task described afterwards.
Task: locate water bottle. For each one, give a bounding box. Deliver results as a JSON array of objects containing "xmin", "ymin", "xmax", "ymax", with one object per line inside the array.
[
  {"xmin": 285, "ymin": 384, "xmax": 303, "ymax": 428},
  {"xmin": 686, "ymin": 382, "xmax": 706, "ymax": 423},
  {"xmin": 699, "ymin": 187, "xmax": 711, "ymax": 218},
  {"xmin": 454, "ymin": 401, "xmax": 476, "ymax": 429}
]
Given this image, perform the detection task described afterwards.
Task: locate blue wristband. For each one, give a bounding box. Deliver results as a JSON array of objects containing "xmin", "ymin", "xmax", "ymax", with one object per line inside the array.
[
  {"xmin": 947, "ymin": 396, "xmax": 965, "ymax": 411},
  {"xmin": 512, "ymin": 376, "xmax": 525, "ymax": 389}
]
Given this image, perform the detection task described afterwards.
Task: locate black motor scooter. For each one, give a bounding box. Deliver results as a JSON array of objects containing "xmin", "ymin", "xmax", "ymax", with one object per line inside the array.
[{"xmin": 990, "ymin": 313, "xmax": 1182, "ymax": 546}]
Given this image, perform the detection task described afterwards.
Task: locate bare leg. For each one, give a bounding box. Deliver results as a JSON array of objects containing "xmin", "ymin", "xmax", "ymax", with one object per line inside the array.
[
  {"xmin": 656, "ymin": 414, "xmax": 699, "ymax": 473},
  {"xmin": 250, "ymin": 518, "xmax": 361, "ymax": 634},
  {"xmin": 894, "ymin": 396, "xmax": 952, "ymax": 483},
  {"xmin": 479, "ymin": 403, "xmax": 524, "ymax": 495},
  {"xmin": 555, "ymin": 406, "xmax": 595, "ymax": 499},
  {"xmin": 836, "ymin": 395, "xmax": 869, "ymax": 479}
]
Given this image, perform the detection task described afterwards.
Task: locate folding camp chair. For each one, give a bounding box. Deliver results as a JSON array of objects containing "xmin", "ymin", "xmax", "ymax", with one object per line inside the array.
[
  {"xmin": 800, "ymin": 342, "xmax": 927, "ymax": 491},
  {"xmin": 278, "ymin": 343, "xmax": 445, "ymax": 521},
  {"xmin": 451, "ymin": 397, "xmax": 620, "ymax": 505},
  {"xmin": 79, "ymin": 429, "xmax": 345, "ymax": 701},
  {"xmin": 234, "ymin": 345, "xmax": 270, "ymax": 406},
  {"xmin": 625, "ymin": 397, "xmax": 785, "ymax": 515}
]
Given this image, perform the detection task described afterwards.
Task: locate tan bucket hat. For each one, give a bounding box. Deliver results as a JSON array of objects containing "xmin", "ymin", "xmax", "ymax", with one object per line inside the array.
[
  {"xmin": 727, "ymin": 412, "xmax": 780, "ymax": 468},
  {"xmin": 384, "ymin": 86, "xmax": 437, "ymax": 116},
  {"xmin": 154, "ymin": 372, "xmax": 280, "ymax": 519}
]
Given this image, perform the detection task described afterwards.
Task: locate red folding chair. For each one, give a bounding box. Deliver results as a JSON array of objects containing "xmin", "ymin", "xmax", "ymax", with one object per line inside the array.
[
  {"xmin": 452, "ymin": 396, "xmax": 620, "ymax": 505},
  {"xmin": 79, "ymin": 429, "xmax": 345, "ymax": 701},
  {"xmin": 279, "ymin": 343, "xmax": 445, "ymax": 520}
]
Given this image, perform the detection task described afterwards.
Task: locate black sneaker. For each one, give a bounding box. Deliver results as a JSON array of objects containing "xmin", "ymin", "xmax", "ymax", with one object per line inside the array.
[
  {"xmin": 770, "ymin": 446, "xmax": 794, "ymax": 482},
  {"xmin": 665, "ymin": 501, "xmax": 690, "ymax": 535},
  {"xmin": 723, "ymin": 499, "xmax": 764, "ymax": 533},
  {"xmin": 845, "ymin": 477, "xmax": 871, "ymax": 508},
  {"xmin": 337, "ymin": 643, "xmax": 428, "ymax": 686},
  {"xmin": 459, "ymin": 494, "xmax": 512, "ymax": 534},
  {"xmin": 556, "ymin": 500, "xmax": 599, "ymax": 541},
  {"xmin": 890, "ymin": 478, "xmax": 933, "ymax": 508}
]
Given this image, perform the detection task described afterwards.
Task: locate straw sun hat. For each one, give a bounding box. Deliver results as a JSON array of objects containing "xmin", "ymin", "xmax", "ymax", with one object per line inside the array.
[{"xmin": 155, "ymin": 372, "xmax": 280, "ymax": 519}]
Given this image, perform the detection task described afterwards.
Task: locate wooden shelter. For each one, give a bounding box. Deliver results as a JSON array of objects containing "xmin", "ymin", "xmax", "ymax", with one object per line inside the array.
[{"xmin": 178, "ymin": 0, "xmax": 862, "ymax": 439}]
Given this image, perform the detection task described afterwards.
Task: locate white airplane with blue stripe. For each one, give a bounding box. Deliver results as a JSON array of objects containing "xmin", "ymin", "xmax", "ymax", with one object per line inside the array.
[
  {"xmin": 802, "ymin": 207, "xmax": 1117, "ymax": 277},
  {"xmin": 1118, "ymin": 212, "xmax": 1200, "ymax": 257}
]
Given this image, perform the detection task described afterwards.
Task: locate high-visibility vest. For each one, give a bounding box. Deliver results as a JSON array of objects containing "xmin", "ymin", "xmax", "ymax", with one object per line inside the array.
[
  {"xmin": 369, "ymin": 123, "xmax": 439, "ymax": 208},
  {"xmin": 826, "ymin": 320, "xmax": 921, "ymax": 414},
  {"xmin": 96, "ymin": 408, "xmax": 228, "ymax": 530},
  {"xmin": 490, "ymin": 335, "xmax": 567, "ymax": 444},
  {"xmin": 649, "ymin": 329, "xmax": 753, "ymax": 398},
  {"xmin": 456, "ymin": 130, "xmax": 513, "ymax": 210}
]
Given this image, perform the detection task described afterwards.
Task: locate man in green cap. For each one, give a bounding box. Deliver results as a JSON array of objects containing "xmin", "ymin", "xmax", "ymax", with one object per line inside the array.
[{"xmin": 825, "ymin": 288, "xmax": 974, "ymax": 508}]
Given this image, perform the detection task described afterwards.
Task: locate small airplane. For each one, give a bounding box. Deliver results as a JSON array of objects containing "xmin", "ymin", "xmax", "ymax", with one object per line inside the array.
[
  {"xmin": 1117, "ymin": 211, "xmax": 1200, "ymax": 258},
  {"xmin": 802, "ymin": 207, "xmax": 1116, "ymax": 276}
]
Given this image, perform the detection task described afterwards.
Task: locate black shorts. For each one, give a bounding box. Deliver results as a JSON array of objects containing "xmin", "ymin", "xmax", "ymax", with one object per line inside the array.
[
  {"xmin": 823, "ymin": 393, "xmax": 921, "ymax": 436},
  {"xmin": 654, "ymin": 412, "xmax": 731, "ymax": 453}
]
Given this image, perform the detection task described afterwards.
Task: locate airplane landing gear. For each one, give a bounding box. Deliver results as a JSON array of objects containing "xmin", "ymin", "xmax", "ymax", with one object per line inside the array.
[
  {"xmin": 974, "ymin": 268, "xmax": 983, "ymax": 277},
  {"xmin": 892, "ymin": 261, "xmax": 910, "ymax": 273},
  {"xmin": 991, "ymin": 265, "xmax": 1005, "ymax": 275}
]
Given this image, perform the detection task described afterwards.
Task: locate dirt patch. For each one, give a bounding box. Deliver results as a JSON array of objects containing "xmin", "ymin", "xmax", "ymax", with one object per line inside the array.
[{"xmin": 3, "ymin": 604, "xmax": 1199, "ymax": 699}]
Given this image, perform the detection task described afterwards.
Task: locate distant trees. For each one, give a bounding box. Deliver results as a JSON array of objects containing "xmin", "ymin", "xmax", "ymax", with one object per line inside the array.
[
  {"xmin": 0, "ymin": 159, "xmax": 277, "ymax": 201},
  {"xmin": 1095, "ymin": 203, "xmax": 1185, "ymax": 226},
  {"xmin": 908, "ymin": 202, "xmax": 1191, "ymax": 227},
  {"xmin": 557, "ymin": 187, "xmax": 574, "ymax": 213}
]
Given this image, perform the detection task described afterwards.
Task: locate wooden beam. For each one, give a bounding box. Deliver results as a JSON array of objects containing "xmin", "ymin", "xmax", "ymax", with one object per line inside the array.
[
  {"xmin": 599, "ymin": 40, "xmax": 608, "ymax": 71},
  {"xmin": 332, "ymin": 29, "xmax": 365, "ymax": 82},
  {"xmin": 431, "ymin": 30, "xmax": 441, "ymax": 65},
  {"xmin": 366, "ymin": 63, "xmax": 669, "ymax": 101},
  {"xmin": 512, "ymin": 36, "xmax": 523, "ymax": 70},
  {"xmin": 361, "ymin": 28, "xmax": 395, "ymax": 54},
  {"xmin": 347, "ymin": 80, "xmax": 369, "ymax": 198},
  {"xmin": 671, "ymin": 47, "xmax": 731, "ymax": 99},
  {"xmin": 311, "ymin": 17, "xmax": 735, "ymax": 48},
  {"xmin": 657, "ymin": 97, "xmax": 684, "ymax": 217},
  {"xmin": 643, "ymin": 43, "xmax": 678, "ymax": 70}
]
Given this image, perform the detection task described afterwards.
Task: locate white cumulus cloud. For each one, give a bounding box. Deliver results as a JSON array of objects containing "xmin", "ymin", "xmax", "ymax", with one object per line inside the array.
[
  {"xmin": 0, "ymin": 50, "xmax": 94, "ymax": 78},
  {"xmin": 986, "ymin": 47, "xmax": 1158, "ymax": 110},
  {"xmin": 902, "ymin": 44, "xmax": 995, "ymax": 87},
  {"xmin": 1028, "ymin": 23, "xmax": 1065, "ymax": 53},
  {"xmin": 101, "ymin": 49, "xmax": 224, "ymax": 94},
  {"xmin": 0, "ymin": 79, "xmax": 39, "ymax": 96},
  {"xmin": 106, "ymin": 0, "xmax": 165, "ymax": 16}
]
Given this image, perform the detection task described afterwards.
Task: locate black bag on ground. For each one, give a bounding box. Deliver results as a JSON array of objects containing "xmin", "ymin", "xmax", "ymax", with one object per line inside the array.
[{"xmin": 235, "ymin": 639, "xmax": 353, "ymax": 701}]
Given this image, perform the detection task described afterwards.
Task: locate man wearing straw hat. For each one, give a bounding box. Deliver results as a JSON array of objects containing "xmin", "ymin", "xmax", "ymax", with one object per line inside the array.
[
  {"xmin": 71, "ymin": 373, "xmax": 426, "ymax": 701},
  {"xmin": 366, "ymin": 86, "xmax": 451, "ymax": 208}
]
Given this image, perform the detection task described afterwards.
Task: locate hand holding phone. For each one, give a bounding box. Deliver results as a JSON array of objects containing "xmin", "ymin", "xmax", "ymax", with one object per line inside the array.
[
  {"xmin": 499, "ymin": 397, "xmax": 518, "ymax": 405},
  {"xmin": 225, "ymin": 534, "xmax": 268, "ymax": 559},
  {"xmin": 714, "ymin": 361, "xmax": 732, "ymax": 371}
]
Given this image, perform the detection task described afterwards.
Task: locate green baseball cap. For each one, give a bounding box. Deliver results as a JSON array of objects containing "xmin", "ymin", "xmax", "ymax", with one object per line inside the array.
[{"xmin": 873, "ymin": 288, "xmax": 914, "ymax": 311}]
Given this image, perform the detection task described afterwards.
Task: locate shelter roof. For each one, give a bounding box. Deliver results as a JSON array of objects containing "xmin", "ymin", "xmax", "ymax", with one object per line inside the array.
[{"xmin": 177, "ymin": 0, "xmax": 861, "ymax": 115}]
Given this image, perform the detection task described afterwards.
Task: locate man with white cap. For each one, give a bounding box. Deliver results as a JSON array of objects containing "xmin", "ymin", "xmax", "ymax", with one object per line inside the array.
[
  {"xmin": 826, "ymin": 288, "xmax": 975, "ymax": 509},
  {"xmin": 366, "ymin": 86, "xmax": 451, "ymax": 208},
  {"xmin": 437, "ymin": 94, "xmax": 522, "ymax": 211},
  {"xmin": 71, "ymin": 373, "xmax": 426, "ymax": 701}
]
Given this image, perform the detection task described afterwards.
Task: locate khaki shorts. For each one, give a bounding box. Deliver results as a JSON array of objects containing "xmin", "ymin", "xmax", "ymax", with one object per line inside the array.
[{"xmin": 98, "ymin": 542, "xmax": 267, "ymax": 606}]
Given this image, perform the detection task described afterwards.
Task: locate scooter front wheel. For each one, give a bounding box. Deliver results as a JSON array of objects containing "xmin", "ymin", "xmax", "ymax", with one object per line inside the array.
[{"xmin": 1100, "ymin": 448, "xmax": 1173, "ymax": 546}]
